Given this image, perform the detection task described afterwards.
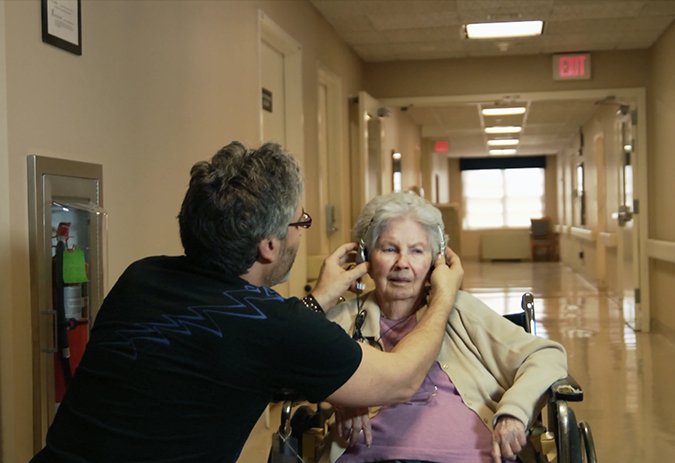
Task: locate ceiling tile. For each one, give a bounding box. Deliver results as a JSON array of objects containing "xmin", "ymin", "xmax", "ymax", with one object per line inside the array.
[
  {"xmin": 394, "ymin": 49, "xmax": 469, "ymax": 61},
  {"xmin": 407, "ymin": 107, "xmax": 443, "ymax": 126},
  {"xmin": 381, "ymin": 26, "xmax": 462, "ymax": 43},
  {"xmin": 550, "ymin": 1, "xmax": 645, "ymax": 20},
  {"xmin": 629, "ymin": 14, "xmax": 675, "ymax": 31},
  {"xmin": 342, "ymin": 30, "xmax": 388, "ymax": 45},
  {"xmin": 456, "ymin": 0, "xmax": 555, "ymax": 22},
  {"xmin": 319, "ymin": 14, "xmax": 375, "ymax": 33},
  {"xmin": 368, "ymin": 11, "xmax": 461, "ymax": 31},
  {"xmin": 351, "ymin": 43, "xmax": 399, "ymax": 61},
  {"xmin": 359, "ymin": 0, "xmax": 459, "ymax": 17},
  {"xmin": 546, "ymin": 18, "xmax": 632, "ymax": 35},
  {"xmin": 640, "ymin": 0, "xmax": 675, "ymax": 16}
]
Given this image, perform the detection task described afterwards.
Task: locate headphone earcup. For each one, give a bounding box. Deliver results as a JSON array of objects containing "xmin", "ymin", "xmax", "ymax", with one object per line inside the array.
[
  {"xmin": 357, "ymin": 242, "xmax": 367, "ymax": 264},
  {"xmin": 437, "ymin": 225, "xmax": 446, "ymax": 257}
]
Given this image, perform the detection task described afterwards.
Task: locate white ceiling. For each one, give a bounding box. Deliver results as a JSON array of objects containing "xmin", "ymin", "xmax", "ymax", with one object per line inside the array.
[
  {"xmin": 310, "ymin": 0, "xmax": 666, "ymax": 158},
  {"xmin": 403, "ymin": 97, "xmax": 601, "ymax": 157},
  {"xmin": 310, "ymin": 0, "xmax": 675, "ymax": 62}
]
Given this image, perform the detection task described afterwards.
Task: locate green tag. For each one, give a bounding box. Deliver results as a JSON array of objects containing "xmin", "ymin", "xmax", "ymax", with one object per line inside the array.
[{"xmin": 62, "ymin": 248, "xmax": 88, "ymax": 283}]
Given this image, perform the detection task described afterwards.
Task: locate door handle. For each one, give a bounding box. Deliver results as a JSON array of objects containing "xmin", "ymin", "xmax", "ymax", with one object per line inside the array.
[{"xmin": 612, "ymin": 205, "xmax": 633, "ymax": 226}]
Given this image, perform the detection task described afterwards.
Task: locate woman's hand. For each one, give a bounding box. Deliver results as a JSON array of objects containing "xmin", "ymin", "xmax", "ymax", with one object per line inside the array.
[
  {"xmin": 491, "ymin": 415, "xmax": 527, "ymax": 462},
  {"xmin": 334, "ymin": 406, "xmax": 372, "ymax": 447}
]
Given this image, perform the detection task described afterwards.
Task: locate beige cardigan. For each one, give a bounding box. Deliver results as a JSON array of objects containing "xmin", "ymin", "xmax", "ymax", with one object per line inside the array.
[{"xmin": 324, "ymin": 290, "xmax": 567, "ymax": 461}]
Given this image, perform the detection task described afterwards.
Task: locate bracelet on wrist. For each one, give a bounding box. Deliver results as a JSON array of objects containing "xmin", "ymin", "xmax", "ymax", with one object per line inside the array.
[{"xmin": 302, "ymin": 294, "xmax": 324, "ymax": 315}]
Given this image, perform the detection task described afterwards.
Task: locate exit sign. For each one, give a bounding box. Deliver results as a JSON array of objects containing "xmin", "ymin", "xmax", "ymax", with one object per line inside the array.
[
  {"xmin": 553, "ymin": 53, "xmax": 591, "ymax": 80},
  {"xmin": 434, "ymin": 141, "xmax": 449, "ymax": 153}
]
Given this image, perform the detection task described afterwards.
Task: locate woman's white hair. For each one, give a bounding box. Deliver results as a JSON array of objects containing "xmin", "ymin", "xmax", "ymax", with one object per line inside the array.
[{"xmin": 353, "ymin": 192, "xmax": 446, "ymax": 260}]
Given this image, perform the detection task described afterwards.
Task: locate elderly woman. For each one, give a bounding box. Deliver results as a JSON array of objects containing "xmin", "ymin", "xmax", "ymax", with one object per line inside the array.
[{"xmin": 325, "ymin": 192, "xmax": 567, "ymax": 463}]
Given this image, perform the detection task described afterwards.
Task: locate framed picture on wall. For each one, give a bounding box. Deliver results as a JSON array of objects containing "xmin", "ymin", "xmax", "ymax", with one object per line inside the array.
[{"xmin": 41, "ymin": 0, "xmax": 82, "ymax": 56}]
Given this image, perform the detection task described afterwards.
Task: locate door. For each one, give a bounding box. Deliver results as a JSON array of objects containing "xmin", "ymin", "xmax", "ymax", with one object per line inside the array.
[
  {"xmin": 242, "ymin": 12, "xmax": 304, "ymax": 463},
  {"xmin": 317, "ymin": 65, "xmax": 347, "ymax": 253},
  {"xmin": 617, "ymin": 112, "xmax": 640, "ymax": 330},
  {"xmin": 350, "ymin": 90, "xmax": 385, "ymax": 225},
  {"xmin": 258, "ymin": 11, "xmax": 305, "ymax": 300}
]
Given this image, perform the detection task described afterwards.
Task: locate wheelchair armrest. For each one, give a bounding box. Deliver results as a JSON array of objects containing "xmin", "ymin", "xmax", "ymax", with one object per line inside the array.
[{"xmin": 549, "ymin": 375, "xmax": 583, "ymax": 402}]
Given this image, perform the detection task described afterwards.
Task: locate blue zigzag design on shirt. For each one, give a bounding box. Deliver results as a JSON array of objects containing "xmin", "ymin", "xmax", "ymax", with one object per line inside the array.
[{"xmin": 96, "ymin": 285, "xmax": 284, "ymax": 360}]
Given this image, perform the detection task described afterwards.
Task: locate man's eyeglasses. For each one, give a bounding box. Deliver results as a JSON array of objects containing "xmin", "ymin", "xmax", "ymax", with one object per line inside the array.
[{"xmin": 288, "ymin": 210, "xmax": 312, "ymax": 229}]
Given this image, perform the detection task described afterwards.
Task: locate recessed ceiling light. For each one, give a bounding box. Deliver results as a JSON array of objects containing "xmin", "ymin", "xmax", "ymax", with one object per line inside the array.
[
  {"xmin": 487, "ymin": 139, "xmax": 520, "ymax": 146},
  {"xmin": 490, "ymin": 149, "xmax": 517, "ymax": 155},
  {"xmin": 482, "ymin": 107, "xmax": 527, "ymax": 116},
  {"xmin": 465, "ymin": 20, "xmax": 544, "ymax": 39},
  {"xmin": 485, "ymin": 126, "xmax": 522, "ymax": 134}
]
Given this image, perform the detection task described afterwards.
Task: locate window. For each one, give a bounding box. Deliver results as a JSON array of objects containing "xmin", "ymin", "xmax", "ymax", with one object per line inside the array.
[{"xmin": 462, "ymin": 168, "xmax": 545, "ymax": 229}]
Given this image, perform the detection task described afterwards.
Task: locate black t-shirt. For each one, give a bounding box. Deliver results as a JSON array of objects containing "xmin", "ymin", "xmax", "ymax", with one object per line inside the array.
[{"xmin": 32, "ymin": 256, "xmax": 362, "ymax": 463}]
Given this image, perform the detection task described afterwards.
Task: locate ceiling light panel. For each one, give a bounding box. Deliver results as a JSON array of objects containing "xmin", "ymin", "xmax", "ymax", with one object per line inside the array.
[
  {"xmin": 485, "ymin": 126, "xmax": 522, "ymax": 134},
  {"xmin": 487, "ymin": 139, "xmax": 520, "ymax": 146},
  {"xmin": 482, "ymin": 107, "xmax": 527, "ymax": 116},
  {"xmin": 465, "ymin": 20, "xmax": 544, "ymax": 39},
  {"xmin": 489, "ymin": 149, "xmax": 517, "ymax": 155}
]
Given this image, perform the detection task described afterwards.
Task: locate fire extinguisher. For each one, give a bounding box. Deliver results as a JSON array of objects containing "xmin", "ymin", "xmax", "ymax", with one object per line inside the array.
[{"xmin": 53, "ymin": 222, "xmax": 89, "ymax": 403}]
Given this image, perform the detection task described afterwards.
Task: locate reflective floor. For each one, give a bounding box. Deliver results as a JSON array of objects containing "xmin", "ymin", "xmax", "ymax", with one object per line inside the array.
[{"xmin": 463, "ymin": 260, "xmax": 675, "ymax": 463}]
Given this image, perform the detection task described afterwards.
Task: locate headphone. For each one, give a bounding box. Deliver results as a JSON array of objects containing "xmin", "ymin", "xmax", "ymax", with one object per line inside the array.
[{"xmin": 356, "ymin": 222, "xmax": 446, "ymax": 266}]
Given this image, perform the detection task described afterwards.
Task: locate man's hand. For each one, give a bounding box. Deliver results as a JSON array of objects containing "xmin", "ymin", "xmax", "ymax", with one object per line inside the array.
[
  {"xmin": 492, "ymin": 415, "xmax": 527, "ymax": 462},
  {"xmin": 312, "ymin": 243, "xmax": 369, "ymax": 311},
  {"xmin": 428, "ymin": 247, "xmax": 463, "ymax": 307},
  {"xmin": 334, "ymin": 406, "xmax": 372, "ymax": 447}
]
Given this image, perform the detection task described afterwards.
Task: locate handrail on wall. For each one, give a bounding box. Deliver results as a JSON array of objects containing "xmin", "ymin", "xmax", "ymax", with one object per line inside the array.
[
  {"xmin": 598, "ymin": 232, "xmax": 618, "ymax": 247},
  {"xmin": 647, "ymin": 239, "xmax": 675, "ymax": 264},
  {"xmin": 570, "ymin": 227, "xmax": 597, "ymax": 242}
]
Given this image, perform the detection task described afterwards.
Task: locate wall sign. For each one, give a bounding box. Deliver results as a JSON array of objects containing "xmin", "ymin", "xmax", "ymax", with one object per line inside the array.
[
  {"xmin": 553, "ymin": 53, "xmax": 591, "ymax": 81},
  {"xmin": 262, "ymin": 88, "xmax": 273, "ymax": 112},
  {"xmin": 42, "ymin": 0, "xmax": 82, "ymax": 56}
]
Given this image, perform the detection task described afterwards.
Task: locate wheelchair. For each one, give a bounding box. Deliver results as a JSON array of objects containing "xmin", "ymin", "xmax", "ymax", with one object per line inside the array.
[{"xmin": 269, "ymin": 293, "xmax": 597, "ymax": 463}]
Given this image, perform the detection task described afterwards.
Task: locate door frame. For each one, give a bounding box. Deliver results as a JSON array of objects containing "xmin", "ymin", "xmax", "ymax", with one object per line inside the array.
[
  {"xmin": 351, "ymin": 90, "xmax": 385, "ymax": 225},
  {"xmin": 381, "ymin": 87, "xmax": 650, "ymax": 331},
  {"xmin": 317, "ymin": 62, "xmax": 348, "ymax": 250},
  {"xmin": 257, "ymin": 10, "xmax": 306, "ymax": 299}
]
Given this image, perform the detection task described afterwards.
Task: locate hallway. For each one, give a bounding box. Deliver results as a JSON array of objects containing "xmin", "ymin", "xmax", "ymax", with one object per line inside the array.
[{"xmin": 463, "ymin": 260, "xmax": 675, "ymax": 462}]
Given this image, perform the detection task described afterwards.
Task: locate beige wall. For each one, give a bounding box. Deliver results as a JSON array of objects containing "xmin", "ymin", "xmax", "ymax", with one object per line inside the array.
[
  {"xmin": 0, "ymin": 2, "xmax": 11, "ymax": 459},
  {"xmin": 0, "ymin": 1, "xmax": 363, "ymax": 460},
  {"xmin": 649, "ymin": 21, "xmax": 675, "ymax": 341},
  {"xmin": 364, "ymin": 50, "xmax": 650, "ymax": 99}
]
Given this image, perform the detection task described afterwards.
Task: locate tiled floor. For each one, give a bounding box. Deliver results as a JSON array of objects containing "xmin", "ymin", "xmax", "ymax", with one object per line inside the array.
[{"xmin": 463, "ymin": 260, "xmax": 675, "ymax": 463}]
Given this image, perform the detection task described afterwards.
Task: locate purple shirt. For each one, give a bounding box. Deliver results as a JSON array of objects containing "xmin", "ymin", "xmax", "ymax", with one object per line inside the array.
[{"xmin": 338, "ymin": 315, "xmax": 494, "ymax": 463}]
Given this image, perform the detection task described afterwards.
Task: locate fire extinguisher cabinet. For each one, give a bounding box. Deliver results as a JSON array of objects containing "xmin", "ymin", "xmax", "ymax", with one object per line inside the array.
[{"xmin": 27, "ymin": 155, "xmax": 108, "ymax": 452}]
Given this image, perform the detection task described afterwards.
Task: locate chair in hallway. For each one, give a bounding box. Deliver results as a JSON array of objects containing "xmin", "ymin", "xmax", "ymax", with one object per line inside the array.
[{"xmin": 530, "ymin": 217, "xmax": 559, "ymax": 261}]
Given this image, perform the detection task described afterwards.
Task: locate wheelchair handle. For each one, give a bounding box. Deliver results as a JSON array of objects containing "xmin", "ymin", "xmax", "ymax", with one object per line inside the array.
[
  {"xmin": 521, "ymin": 293, "xmax": 536, "ymax": 335},
  {"xmin": 280, "ymin": 401, "xmax": 293, "ymax": 439}
]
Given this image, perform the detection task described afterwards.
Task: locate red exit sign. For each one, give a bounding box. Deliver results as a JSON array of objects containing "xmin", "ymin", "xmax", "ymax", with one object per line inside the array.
[{"xmin": 553, "ymin": 53, "xmax": 591, "ymax": 80}]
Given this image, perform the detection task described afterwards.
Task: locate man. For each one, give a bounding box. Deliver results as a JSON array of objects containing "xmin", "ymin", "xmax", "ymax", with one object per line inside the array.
[{"xmin": 31, "ymin": 142, "xmax": 463, "ymax": 462}]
